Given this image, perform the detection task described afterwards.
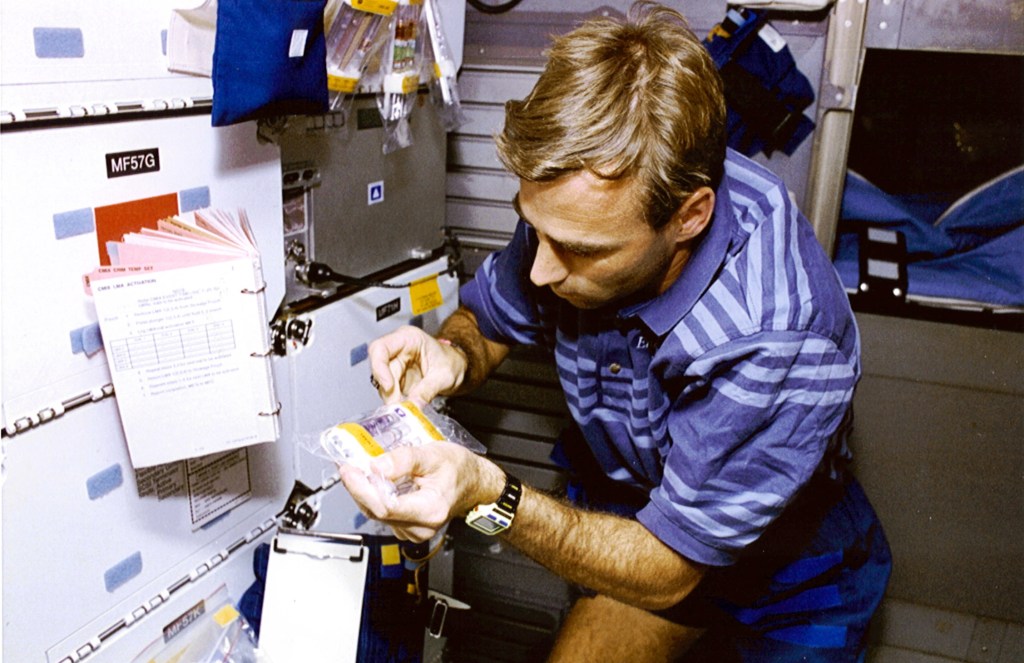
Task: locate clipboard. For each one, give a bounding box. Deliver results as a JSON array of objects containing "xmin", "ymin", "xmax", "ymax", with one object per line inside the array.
[{"xmin": 259, "ymin": 528, "xmax": 368, "ymax": 663}]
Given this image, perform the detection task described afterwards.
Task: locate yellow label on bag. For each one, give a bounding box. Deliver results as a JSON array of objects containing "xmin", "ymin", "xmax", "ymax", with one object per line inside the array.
[
  {"xmin": 349, "ymin": 0, "xmax": 397, "ymax": 16},
  {"xmin": 409, "ymin": 274, "xmax": 443, "ymax": 315},
  {"xmin": 214, "ymin": 605, "xmax": 240, "ymax": 627},
  {"xmin": 401, "ymin": 401, "xmax": 444, "ymax": 441},
  {"xmin": 327, "ymin": 74, "xmax": 359, "ymax": 93},
  {"xmin": 401, "ymin": 74, "xmax": 419, "ymax": 94},
  {"xmin": 339, "ymin": 423, "xmax": 387, "ymax": 456}
]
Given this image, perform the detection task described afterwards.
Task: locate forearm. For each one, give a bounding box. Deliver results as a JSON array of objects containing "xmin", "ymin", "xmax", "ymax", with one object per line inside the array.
[
  {"xmin": 502, "ymin": 482, "xmax": 705, "ymax": 610},
  {"xmin": 437, "ymin": 307, "xmax": 510, "ymax": 394}
]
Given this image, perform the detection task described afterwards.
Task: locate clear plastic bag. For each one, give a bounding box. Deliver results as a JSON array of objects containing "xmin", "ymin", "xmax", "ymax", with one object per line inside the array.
[
  {"xmin": 130, "ymin": 586, "xmax": 262, "ymax": 663},
  {"xmin": 376, "ymin": 0, "xmax": 424, "ymax": 153},
  {"xmin": 423, "ymin": 0, "xmax": 467, "ymax": 132},
  {"xmin": 318, "ymin": 400, "xmax": 485, "ymax": 498},
  {"xmin": 324, "ymin": 0, "xmax": 394, "ymax": 114}
]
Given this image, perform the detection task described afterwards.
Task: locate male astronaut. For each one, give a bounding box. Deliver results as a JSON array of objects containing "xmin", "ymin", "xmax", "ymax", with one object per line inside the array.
[{"xmin": 339, "ymin": 3, "xmax": 891, "ymax": 660}]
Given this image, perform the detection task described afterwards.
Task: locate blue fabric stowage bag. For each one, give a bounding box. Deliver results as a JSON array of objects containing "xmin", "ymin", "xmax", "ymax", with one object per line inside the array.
[
  {"xmin": 211, "ymin": 0, "xmax": 329, "ymax": 127},
  {"xmin": 834, "ymin": 166, "xmax": 1024, "ymax": 307}
]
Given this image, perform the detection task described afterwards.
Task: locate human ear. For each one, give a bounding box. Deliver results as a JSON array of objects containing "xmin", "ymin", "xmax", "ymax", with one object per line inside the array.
[{"xmin": 670, "ymin": 187, "xmax": 715, "ymax": 243}]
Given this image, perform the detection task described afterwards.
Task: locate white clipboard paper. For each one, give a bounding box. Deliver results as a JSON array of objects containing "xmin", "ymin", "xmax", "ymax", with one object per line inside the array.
[{"xmin": 259, "ymin": 528, "xmax": 368, "ymax": 663}]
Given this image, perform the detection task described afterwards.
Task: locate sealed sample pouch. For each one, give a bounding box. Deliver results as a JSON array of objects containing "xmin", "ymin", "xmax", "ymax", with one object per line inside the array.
[
  {"xmin": 211, "ymin": 0, "xmax": 329, "ymax": 127},
  {"xmin": 318, "ymin": 400, "xmax": 486, "ymax": 502}
]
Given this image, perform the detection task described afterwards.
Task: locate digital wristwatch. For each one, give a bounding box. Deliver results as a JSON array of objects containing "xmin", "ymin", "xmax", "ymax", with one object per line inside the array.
[{"xmin": 465, "ymin": 473, "xmax": 522, "ymax": 535}]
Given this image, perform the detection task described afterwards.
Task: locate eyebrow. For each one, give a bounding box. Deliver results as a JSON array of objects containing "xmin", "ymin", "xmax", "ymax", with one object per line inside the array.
[{"xmin": 511, "ymin": 193, "xmax": 615, "ymax": 256}]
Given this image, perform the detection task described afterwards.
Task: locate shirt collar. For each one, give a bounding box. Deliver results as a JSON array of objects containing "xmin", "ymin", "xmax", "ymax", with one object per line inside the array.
[{"xmin": 618, "ymin": 172, "xmax": 735, "ymax": 337}]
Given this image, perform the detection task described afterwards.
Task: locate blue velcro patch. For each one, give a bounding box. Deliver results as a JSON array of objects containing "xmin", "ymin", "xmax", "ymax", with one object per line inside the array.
[
  {"xmin": 350, "ymin": 343, "xmax": 368, "ymax": 366},
  {"xmin": 34, "ymin": 27, "xmax": 85, "ymax": 58},
  {"xmin": 104, "ymin": 552, "xmax": 143, "ymax": 593},
  {"xmin": 53, "ymin": 208, "xmax": 94, "ymax": 240},
  {"xmin": 70, "ymin": 323, "xmax": 104, "ymax": 356},
  {"xmin": 179, "ymin": 186, "xmax": 211, "ymax": 213},
  {"xmin": 86, "ymin": 464, "xmax": 123, "ymax": 500}
]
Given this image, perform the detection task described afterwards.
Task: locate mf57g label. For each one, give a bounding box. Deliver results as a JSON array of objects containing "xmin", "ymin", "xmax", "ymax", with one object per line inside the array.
[{"xmin": 106, "ymin": 148, "xmax": 160, "ymax": 178}]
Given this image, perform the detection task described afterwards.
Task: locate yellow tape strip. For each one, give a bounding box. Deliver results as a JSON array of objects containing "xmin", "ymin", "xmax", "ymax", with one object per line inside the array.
[{"xmin": 339, "ymin": 423, "xmax": 387, "ymax": 456}]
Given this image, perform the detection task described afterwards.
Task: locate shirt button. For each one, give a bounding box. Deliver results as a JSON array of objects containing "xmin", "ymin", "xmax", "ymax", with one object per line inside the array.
[{"xmin": 609, "ymin": 363, "xmax": 622, "ymax": 374}]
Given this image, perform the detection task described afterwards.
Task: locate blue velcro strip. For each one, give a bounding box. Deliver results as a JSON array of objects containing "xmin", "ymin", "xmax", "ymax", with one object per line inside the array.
[
  {"xmin": 161, "ymin": 29, "xmax": 168, "ymax": 56},
  {"xmin": 53, "ymin": 208, "xmax": 94, "ymax": 240},
  {"xmin": 34, "ymin": 27, "xmax": 85, "ymax": 58},
  {"xmin": 104, "ymin": 552, "xmax": 143, "ymax": 593},
  {"xmin": 769, "ymin": 624, "xmax": 848, "ymax": 649},
  {"xmin": 350, "ymin": 343, "xmax": 368, "ymax": 366},
  {"xmin": 86, "ymin": 464, "xmax": 124, "ymax": 500},
  {"xmin": 82, "ymin": 323, "xmax": 104, "ymax": 354},
  {"xmin": 179, "ymin": 186, "xmax": 211, "ymax": 212},
  {"xmin": 70, "ymin": 323, "xmax": 104, "ymax": 355},
  {"xmin": 775, "ymin": 550, "xmax": 843, "ymax": 586}
]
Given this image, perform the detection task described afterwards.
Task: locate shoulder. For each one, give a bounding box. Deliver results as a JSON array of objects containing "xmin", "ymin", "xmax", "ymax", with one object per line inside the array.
[{"xmin": 666, "ymin": 153, "xmax": 858, "ymax": 361}]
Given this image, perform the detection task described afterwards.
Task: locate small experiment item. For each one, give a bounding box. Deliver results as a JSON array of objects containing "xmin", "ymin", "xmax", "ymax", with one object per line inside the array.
[
  {"xmin": 325, "ymin": 0, "xmax": 396, "ymax": 112},
  {"xmin": 317, "ymin": 400, "xmax": 485, "ymax": 500}
]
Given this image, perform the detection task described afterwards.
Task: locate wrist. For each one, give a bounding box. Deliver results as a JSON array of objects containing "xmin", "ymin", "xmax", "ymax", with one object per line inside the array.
[
  {"xmin": 436, "ymin": 336, "xmax": 471, "ymax": 384},
  {"xmin": 465, "ymin": 461, "xmax": 523, "ymax": 536}
]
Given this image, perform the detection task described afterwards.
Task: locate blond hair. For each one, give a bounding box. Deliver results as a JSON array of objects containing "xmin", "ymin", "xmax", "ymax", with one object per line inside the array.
[{"xmin": 496, "ymin": 1, "xmax": 726, "ymax": 228}]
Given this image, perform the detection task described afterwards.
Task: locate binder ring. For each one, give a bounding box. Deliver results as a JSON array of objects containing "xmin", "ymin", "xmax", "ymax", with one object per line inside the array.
[
  {"xmin": 259, "ymin": 402, "xmax": 282, "ymax": 417},
  {"xmin": 241, "ymin": 283, "xmax": 267, "ymax": 295}
]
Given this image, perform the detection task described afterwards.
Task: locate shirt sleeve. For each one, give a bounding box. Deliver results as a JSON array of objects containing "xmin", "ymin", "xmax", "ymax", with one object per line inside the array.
[
  {"xmin": 459, "ymin": 219, "xmax": 554, "ymax": 347},
  {"xmin": 636, "ymin": 328, "xmax": 860, "ymax": 566}
]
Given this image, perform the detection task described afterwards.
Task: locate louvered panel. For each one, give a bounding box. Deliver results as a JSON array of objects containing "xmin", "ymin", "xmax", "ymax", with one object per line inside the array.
[
  {"xmin": 448, "ymin": 134, "xmax": 503, "ymax": 170},
  {"xmin": 452, "ymin": 101, "xmax": 507, "ymax": 138},
  {"xmin": 451, "ymin": 401, "xmax": 567, "ymax": 442},
  {"xmin": 457, "ymin": 67, "xmax": 541, "ymax": 103},
  {"xmin": 446, "ymin": 168, "xmax": 519, "ymax": 203},
  {"xmin": 468, "ymin": 378, "xmax": 568, "ymax": 416},
  {"xmin": 446, "ymin": 199, "xmax": 518, "ymax": 237}
]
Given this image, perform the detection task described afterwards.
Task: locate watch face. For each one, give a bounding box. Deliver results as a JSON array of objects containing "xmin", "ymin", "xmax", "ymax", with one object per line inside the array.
[{"xmin": 472, "ymin": 515, "xmax": 504, "ymax": 533}]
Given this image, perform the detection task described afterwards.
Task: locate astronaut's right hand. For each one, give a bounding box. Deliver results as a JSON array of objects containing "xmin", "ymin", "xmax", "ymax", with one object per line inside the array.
[{"xmin": 366, "ymin": 325, "xmax": 468, "ymax": 405}]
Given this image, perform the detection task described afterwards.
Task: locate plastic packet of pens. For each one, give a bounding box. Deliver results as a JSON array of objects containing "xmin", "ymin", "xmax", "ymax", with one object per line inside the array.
[{"xmin": 320, "ymin": 400, "xmax": 486, "ymax": 496}]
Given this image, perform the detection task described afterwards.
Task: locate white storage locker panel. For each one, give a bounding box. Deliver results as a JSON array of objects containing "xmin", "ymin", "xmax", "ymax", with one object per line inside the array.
[
  {"xmin": 1, "ymin": 114, "xmax": 285, "ymax": 432},
  {"xmin": 0, "ymin": 0, "xmax": 213, "ymax": 119},
  {"xmin": 285, "ymin": 257, "xmax": 460, "ymax": 535},
  {"xmin": 0, "ymin": 105, "xmax": 290, "ymax": 663},
  {"xmin": 3, "ymin": 372, "xmax": 293, "ymax": 663}
]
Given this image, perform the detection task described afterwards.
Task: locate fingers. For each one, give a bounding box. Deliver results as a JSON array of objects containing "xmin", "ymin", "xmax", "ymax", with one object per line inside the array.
[
  {"xmin": 367, "ymin": 327, "xmax": 423, "ymax": 397},
  {"xmin": 337, "ymin": 463, "xmax": 397, "ymax": 520},
  {"xmin": 367, "ymin": 326, "xmax": 466, "ymax": 405}
]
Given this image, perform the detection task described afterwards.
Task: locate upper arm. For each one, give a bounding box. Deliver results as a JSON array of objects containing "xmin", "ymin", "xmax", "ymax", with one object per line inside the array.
[{"xmin": 638, "ymin": 330, "xmax": 859, "ymax": 566}]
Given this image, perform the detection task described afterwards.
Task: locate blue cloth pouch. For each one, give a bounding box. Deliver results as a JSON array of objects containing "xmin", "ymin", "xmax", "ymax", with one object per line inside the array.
[
  {"xmin": 211, "ymin": 0, "xmax": 329, "ymax": 127},
  {"xmin": 704, "ymin": 8, "xmax": 816, "ymax": 157}
]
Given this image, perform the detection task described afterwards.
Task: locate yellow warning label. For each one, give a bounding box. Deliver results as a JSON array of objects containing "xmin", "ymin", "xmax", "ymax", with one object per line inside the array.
[{"xmin": 410, "ymin": 275, "xmax": 443, "ymax": 315}]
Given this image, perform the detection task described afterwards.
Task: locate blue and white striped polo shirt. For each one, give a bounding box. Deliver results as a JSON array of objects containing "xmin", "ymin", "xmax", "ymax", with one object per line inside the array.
[{"xmin": 460, "ymin": 149, "xmax": 860, "ymax": 567}]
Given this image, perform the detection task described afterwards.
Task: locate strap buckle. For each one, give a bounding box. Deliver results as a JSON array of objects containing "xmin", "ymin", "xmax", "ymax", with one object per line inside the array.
[{"xmin": 426, "ymin": 590, "xmax": 471, "ymax": 639}]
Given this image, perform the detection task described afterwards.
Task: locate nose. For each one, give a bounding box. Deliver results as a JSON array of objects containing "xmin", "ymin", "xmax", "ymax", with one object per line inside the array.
[{"xmin": 530, "ymin": 239, "xmax": 568, "ymax": 287}]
